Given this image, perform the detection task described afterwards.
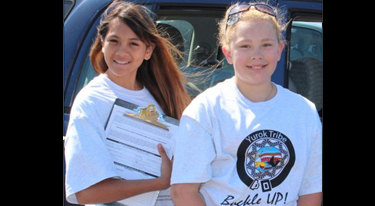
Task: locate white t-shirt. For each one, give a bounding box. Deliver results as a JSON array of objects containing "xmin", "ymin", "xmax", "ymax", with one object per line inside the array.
[
  {"xmin": 171, "ymin": 77, "xmax": 322, "ymax": 206},
  {"xmin": 64, "ymin": 74, "xmax": 164, "ymax": 205}
]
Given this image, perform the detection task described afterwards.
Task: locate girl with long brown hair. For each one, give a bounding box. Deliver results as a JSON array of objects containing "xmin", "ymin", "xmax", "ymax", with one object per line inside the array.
[{"xmin": 65, "ymin": 0, "xmax": 191, "ymax": 205}]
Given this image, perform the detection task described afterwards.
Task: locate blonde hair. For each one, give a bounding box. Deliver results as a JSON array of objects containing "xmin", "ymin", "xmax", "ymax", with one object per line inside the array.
[
  {"xmin": 218, "ymin": 1, "xmax": 287, "ymax": 49},
  {"xmin": 90, "ymin": 0, "xmax": 190, "ymax": 119}
]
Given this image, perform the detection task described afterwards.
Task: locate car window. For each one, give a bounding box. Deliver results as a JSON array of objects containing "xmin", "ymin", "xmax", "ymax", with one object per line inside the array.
[
  {"xmin": 290, "ymin": 22, "xmax": 322, "ymax": 61},
  {"xmin": 156, "ymin": 20, "xmax": 194, "ymax": 66},
  {"xmin": 288, "ymin": 20, "xmax": 323, "ymax": 119},
  {"xmin": 63, "ymin": 0, "xmax": 75, "ymax": 20},
  {"xmin": 156, "ymin": 7, "xmax": 232, "ymax": 98}
]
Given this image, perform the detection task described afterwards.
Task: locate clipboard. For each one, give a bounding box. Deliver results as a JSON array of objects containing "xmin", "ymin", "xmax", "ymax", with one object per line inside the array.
[
  {"xmin": 125, "ymin": 103, "xmax": 169, "ymax": 130},
  {"xmin": 105, "ymin": 98, "xmax": 179, "ymax": 130},
  {"xmin": 104, "ymin": 98, "xmax": 178, "ymax": 206}
]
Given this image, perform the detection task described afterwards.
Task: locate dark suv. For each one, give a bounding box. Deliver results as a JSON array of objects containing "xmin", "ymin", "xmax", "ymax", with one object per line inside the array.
[{"xmin": 63, "ymin": 0, "xmax": 322, "ymax": 205}]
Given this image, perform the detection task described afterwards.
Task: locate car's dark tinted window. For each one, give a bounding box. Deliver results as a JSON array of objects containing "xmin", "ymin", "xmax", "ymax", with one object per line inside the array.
[
  {"xmin": 290, "ymin": 22, "xmax": 322, "ymax": 61},
  {"xmin": 288, "ymin": 20, "xmax": 323, "ymax": 119},
  {"xmin": 156, "ymin": 7, "xmax": 232, "ymax": 97},
  {"xmin": 63, "ymin": 0, "xmax": 75, "ymax": 20}
]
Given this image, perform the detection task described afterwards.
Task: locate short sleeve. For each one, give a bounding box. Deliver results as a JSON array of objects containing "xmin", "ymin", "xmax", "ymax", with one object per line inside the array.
[
  {"xmin": 299, "ymin": 114, "xmax": 322, "ymax": 195},
  {"xmin": 171, "ymin": 115, "xmax": 216, "ymax": 184},
  {"xmin": 64, "ymin": 98, "xmax": 118, "ymax": 204}
]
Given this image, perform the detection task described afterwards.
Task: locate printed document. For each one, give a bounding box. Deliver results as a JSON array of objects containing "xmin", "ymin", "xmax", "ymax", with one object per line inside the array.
[{"xmin": 104, "ymin": 99, "xmax": 178, "ymax": 206}]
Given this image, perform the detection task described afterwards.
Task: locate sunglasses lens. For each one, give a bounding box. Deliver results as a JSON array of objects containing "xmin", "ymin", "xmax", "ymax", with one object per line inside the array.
[
  {"xmin": 255, "ymin": 4, "xmax": 276, "ymax": 16},
  {"xmin": 229, "ymin": 4, "xmax": 250, "ymax": 16},
  {"xmin": 227, "ymin": 13, "xmax": 240, "ymax": 27},
  {"xmin": 227, "ymin": 4, "xmax": 250, "ymax": 28},
  {"xmin": 226, "ymin": 4, "xmax": 276, "ymax": 30}
]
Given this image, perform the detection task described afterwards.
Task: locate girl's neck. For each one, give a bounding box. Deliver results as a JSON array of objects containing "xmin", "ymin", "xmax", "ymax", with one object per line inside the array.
[
  {"xmin": 104, "ymin": 72, "xmax": 143, "ymax": 91},
  {"xmin": 235, "ymin": 79, "xmax": 276, "ymax": 102}
]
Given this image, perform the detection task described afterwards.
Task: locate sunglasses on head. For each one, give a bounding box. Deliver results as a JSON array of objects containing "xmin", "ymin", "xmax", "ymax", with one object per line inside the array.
[{"xmin": 226, "ymin": 3, "xmax": 277, "ymax": 30}]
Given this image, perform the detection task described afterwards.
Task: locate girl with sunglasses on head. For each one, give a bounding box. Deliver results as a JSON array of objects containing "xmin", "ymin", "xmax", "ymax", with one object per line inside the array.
[
  {"xmin": 170, "ymin": 1, "xmax": 322, "ymax": 206},
  {"xmin": 64, "ymin": 0, "xmax": 191, "ymax": 205}
]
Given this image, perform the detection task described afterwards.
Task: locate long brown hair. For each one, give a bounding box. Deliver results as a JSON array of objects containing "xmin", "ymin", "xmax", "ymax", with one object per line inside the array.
[{"xmin": 90, "ymin": 0, "xmax": 191, "ymax": 119}]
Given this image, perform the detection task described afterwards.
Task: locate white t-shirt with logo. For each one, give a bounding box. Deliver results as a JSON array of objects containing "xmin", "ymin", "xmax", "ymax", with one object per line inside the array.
[{"xmin": 171, "ymin": 77, "xmax": 322, "ymax": 206}]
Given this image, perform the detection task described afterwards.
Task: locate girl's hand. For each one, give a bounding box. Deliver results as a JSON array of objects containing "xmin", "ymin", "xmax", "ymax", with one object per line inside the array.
[{"xmin": 157, "ymin": 143, "xmax": 172, "ymax": 189}]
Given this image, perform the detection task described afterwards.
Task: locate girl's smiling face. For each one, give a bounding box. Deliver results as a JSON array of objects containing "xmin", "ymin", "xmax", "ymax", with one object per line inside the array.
[
  {"xmin": 223, "ymin": 19, "xmax": 284, "ymax": 86},
  {"xmin": 101, "ymin": 17, "xmax": 154, "ymax": 85}
]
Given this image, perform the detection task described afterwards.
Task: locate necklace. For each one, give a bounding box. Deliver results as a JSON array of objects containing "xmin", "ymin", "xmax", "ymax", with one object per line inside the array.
[{"xmin": 265, "ymin": 83, "xmax": 274, "ymax": 101}]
